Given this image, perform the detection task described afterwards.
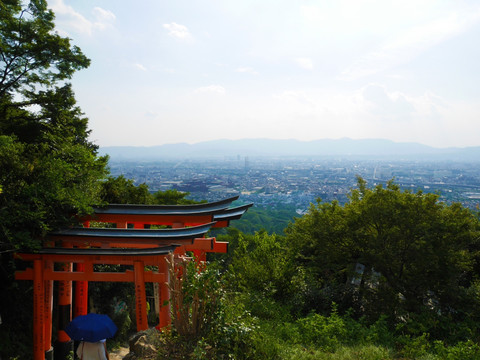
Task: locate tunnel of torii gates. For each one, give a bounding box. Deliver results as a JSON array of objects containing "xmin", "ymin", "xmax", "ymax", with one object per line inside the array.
[{"xmin": 14, "ymin": 196, "xmax": 253, "ymax": 360}]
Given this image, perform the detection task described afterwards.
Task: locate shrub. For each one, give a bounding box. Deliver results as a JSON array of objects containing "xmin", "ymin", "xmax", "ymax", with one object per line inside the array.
[
  {"xmin": 296, "ymin": 304, "xmax": 348, "ymax": 351},
  {"xmin": 164, "ymin": 255, "xmax": 258, "ymax": 359},
  {"xmin": 399, "ymin": 333, "xmax": 431, "ymax": 359},
  {"xmin": 433, "ymin": 340, "xmax": 480, "ymax": 360}
]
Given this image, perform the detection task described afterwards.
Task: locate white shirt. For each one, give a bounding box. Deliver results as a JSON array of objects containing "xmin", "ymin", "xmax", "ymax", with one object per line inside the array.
[{"xmin": 76, "ymin": 340, "xmax": 108, "ymax": 360}]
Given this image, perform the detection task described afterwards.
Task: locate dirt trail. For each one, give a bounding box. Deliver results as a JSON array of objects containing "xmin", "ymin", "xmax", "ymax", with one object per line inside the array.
[{"xmin": 109, "ymin": 345, "xmax": 129, "ymax": 360}]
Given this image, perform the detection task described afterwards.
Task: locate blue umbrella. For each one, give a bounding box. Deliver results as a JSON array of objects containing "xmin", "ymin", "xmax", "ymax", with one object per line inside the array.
[{"xmin": 65, "ymin": 313, "xmax": 117, "ymax": 342}]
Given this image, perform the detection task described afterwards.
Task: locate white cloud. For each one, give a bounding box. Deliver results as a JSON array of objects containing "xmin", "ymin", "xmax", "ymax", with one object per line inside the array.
[
  {"xmin": 49, "ymin": 0, "xmax": 115, "ymax": 36},
  {"xmin": 92, "ymin": 7, "xmax": 116, "ymax": 30},
  {"xmin": 360, "ymin": 84, "xmax": 415, "ymax": 122},
  {"xmin": 262, "ymin": 84, "xmax": 469, "ymax": 146},
  {"xmin": 49, "ymin": 0, "xmax": 92, "ymax": 34},
  {"xmin": 194, "ymin": 85, "xmax": 226, "ymax": 95},
  {"xmin": 341, "ymin": 7, "xmax": 480, "ymax": 80},
  {"xmin": 133, "ymin": 63, "xmax": 147, "ymax": 72},
  {"xmin": 295, "ymin": 57, "xmax": 314, "ymax": 70},
  {"xmin": 163, "ymin": 22, "xmax": 192, "ymax": 39}
]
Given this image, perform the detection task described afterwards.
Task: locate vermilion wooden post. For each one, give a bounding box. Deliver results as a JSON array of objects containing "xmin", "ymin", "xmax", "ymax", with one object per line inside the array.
[
  {"xmin": 55, "ymin": 242, "xmax": 73, "ymax": 359},
  {"xmin": 158, "ymin": 256, "xmax": 170, "ymax": 329},
  {"xmin": 33, "ymin": 259, "xmax": 45, "ymax": 360},
  {"xmin": 44, "ymin": 260, "xmax": 54, "ymax": 360},
  {"xmin": 134, "ymin": 260, "xmax": 149, "ymax": 331},
  {"xmin": 75, "ymin": 222, "xmax": 89, "ymax": 317},
  {"xmin": 74, "ymin": 261, "xmax": 88, "ymax": 317}
]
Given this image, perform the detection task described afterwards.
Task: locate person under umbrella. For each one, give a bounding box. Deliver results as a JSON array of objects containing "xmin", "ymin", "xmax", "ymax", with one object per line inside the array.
[{"xmin": 65, "ymin": 313, "xmax": 117, "ymax": 360}]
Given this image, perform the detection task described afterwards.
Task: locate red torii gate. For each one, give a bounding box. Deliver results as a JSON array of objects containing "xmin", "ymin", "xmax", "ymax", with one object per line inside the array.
[
  {"xmin": 15, "ymin": 197, "xmax": 252, "ymax": 360},
  {"xmin": 16, "ymin": 246, "xmax": 176, "ymax": 360}
]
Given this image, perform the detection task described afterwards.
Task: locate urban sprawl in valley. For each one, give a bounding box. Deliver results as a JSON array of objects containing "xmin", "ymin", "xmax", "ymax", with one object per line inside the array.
[{"xmin": 108, "ymin": 157, "xmax": 480, "ymax": 212}]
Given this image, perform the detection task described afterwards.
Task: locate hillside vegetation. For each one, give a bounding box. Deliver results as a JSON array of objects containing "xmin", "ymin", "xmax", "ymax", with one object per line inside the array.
[
  {"xmin": 193, "ymin": 179, "xmax": 480, "ymax": 359},
  {"xmin": 111, "ymin": 178, "xmax": 480, "ymax": 359}
]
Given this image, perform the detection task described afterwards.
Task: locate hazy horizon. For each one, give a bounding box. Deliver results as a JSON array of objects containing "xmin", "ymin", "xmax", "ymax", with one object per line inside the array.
[
  {"xmin": 99, "ymin": 137, "xmax": 478, "ymax": 150},
  {"xmin": 51, "ymin": 1, "xmax": 480, "ymax": 148},
  {"xmin": 98, "ymin": 138, "xmax": 480, "ymax": 163}
]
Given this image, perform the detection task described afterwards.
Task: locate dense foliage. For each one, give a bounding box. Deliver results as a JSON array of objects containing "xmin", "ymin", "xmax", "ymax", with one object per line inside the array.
[
  {"xmin": 0, "ymin": 0, "xmax": 107, "ymax": 251},
  {"xmin": 152, "ymin": 177, "xmax": 480, "ymax": 358},
  {"xmin": 99, "ymin": 175, "xmax": 201, "ymax": 205},
  {"xmin": 205, "ymin": 178, "xmax": 480, "ymax": 359},
  {"xmin": 0, "ymin": 1, "xmax": 108, "ymax": 358},
  {"xmin": 152, "ymin": 255, "xmax": 256, "ymax": 359},
  {"xmin": 285, "ymin": 178, "xmax": 480, "ymax": 335},
  {"xmin": 228, "ymin": 205, "xmax": 298, "ymax": 234}
]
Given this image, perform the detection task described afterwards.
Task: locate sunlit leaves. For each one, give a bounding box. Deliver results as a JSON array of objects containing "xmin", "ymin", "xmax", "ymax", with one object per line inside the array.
[
  {"xmin": 286, "ymin": 178, "xmax": 480, "ymax": 322},
  {"xmin": 0, "ymin": 0, "xmax": 89, "ymax": 96}
]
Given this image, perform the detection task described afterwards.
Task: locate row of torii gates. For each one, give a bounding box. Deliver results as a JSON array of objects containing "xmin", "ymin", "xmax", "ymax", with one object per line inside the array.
[{"xmin": 14, "ymin": 196, "xmax": 252, "ymax": 360}]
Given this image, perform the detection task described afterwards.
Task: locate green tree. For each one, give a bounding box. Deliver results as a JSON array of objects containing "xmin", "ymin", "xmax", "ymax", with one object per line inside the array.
[
  {"xmin": 0, "ymin": 2, "xmax": 107, "ymax": 357},
  {"xmin": 152, "ymin": 188, "xmax": 200, "ymax": 205},
  {"xmin": 98, "ymin": 177, "xmax": 201, "ymax": 205},
  {"xmin": 0, "ymin": 0, "xmax": 89, "ymax": 97},
  {"xmin": 286, "ymin": 178, "xmax": 480, "ymax": 333},
  {"xmin": 0, "ymin": 0, "xmax": 107, "ymax": 251},
  {"xmin": 99, "ymin": 175, "xmax": 152, "ymax": 204},
  {"xmin": 230, "ymin": 205, "xmax": 298, "ymax": 235},
  {"xmin": 226, "ymin": 230, "xmax": 307, "ymax": 319}
]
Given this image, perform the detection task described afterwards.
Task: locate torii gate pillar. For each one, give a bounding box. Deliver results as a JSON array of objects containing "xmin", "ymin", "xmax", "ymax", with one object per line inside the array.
[
  {"xmin": 33, "ymin": 259, "xmax": 45, "ymax": 360},
  {"xmin": 158, "ymin": 257, "xmax": 170, "ymax": 328},
  {"xmin": 134, "ymin": 260, "xmax": 149, "ymax": 331},
  {"xmin": 54, "ymin": 243, "xmax": 73, "ymax": 360},
  {"xmin": 75, "ymin": 224, "xmax": 89, "ymax": 318},
  {"xmin": 44, "ymin": 260, "xmax": 54, "ymax": 360}
]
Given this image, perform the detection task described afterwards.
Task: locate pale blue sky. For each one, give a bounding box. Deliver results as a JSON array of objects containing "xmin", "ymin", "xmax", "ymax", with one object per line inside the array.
[{"xmin": 49, "ymin": 0, "xmax": 480, "ymax": 148}]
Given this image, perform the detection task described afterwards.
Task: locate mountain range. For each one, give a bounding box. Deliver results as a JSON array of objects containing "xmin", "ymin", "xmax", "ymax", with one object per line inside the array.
[{"xmin": 99, "ymin": 138, "xmax": 480, "ymax": 161}]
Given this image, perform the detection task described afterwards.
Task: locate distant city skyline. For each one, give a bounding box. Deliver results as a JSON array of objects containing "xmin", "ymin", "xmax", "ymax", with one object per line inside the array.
[
  {"xmin": 50, "ymin": 0, "xmax": 480, "ymax": 148},
  {"xmin": 108, "ymin": 157, "xmax": 480, "ymax": 211}
]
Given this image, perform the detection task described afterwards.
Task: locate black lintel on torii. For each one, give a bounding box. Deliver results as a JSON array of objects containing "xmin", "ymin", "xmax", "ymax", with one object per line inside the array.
[
  {"xmin": 50, "ymin": 222, "xmax": 216, "ymax": 241},
  {"xmin": 92, "ymin": 195, "xmax": 241, "ymax": 215},
  {"xmin": 213, "ymin": 203, "xmax": 254, "ymax": 222}
]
